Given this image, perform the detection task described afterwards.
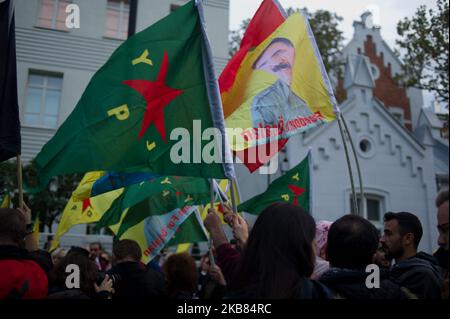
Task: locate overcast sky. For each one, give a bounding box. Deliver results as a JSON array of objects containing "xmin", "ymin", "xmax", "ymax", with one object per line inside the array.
[
  {"xmin": 229, "ymin": 0, "xmax": 440, "ymax": 108},
  {"xmin": 229, "ymin": 0, "xmax": 438, "ymax": 48}
]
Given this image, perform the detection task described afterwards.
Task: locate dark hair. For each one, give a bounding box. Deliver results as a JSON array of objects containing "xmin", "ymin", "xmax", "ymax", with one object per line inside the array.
[
  {"xmin": 252, "ymin": 37, "xmax": 294, "ymax": 69},
  {"xmin": 327, "ymin": 215, "xmax": 379, "ymax": 269},
  {"xmin": 436, "ymin": 189, "xmax": 449, "ymax": 207},
  {"xmin": 163, "ymin": 252, "xmax": 198, "ymax": 298},
  {"xmin": 49, "ymin": 246, "xmax": 98, "ymax": 297},
  {"xmin": 113, "ymin": 239, "xmax": 142, "ymax": 262},
  {"xmin": 89, "ymin": 242, "xmax": 103, "ymax": 250},
  {"xmin": 0, "ymin": 208, "xmax": 26, "ymax": 244},
  {"xmin": 234, "ymin": 203, "xmax": 316, "ymax": 299},
  {"xmin": 384, "ymin": 212, "xmax": 423, "ymax": 249}
]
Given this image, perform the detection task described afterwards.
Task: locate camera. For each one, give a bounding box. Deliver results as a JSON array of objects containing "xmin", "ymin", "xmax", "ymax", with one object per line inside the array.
[{"xmin": 96, "ymin": 271, "xmax": 121, "ymax": 287}]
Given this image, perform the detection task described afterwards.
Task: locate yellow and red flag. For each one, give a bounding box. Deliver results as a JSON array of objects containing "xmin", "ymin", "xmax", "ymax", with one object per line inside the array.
[
  {"xmin": 220, "ymin": 0, "xmax": 338, "ymax": 172},
  {"xmin": 49, "ymin": 172, "xmax": 122, "ymax": 251}
]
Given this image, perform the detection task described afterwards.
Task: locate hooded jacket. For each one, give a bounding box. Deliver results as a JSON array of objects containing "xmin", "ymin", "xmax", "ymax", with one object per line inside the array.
[
  {"xmin": 389, "ymin": 252, "xmax": 443, "ymax": 299},
  {"xmin": 319, "ymin": 268, "xmax": 411, "ymax": 299}
]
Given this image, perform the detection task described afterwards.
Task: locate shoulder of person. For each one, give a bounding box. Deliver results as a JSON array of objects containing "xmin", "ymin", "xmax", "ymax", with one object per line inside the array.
[{"xmin": 296, "ymin": 278, "xmax": 336, "ymax": 299}]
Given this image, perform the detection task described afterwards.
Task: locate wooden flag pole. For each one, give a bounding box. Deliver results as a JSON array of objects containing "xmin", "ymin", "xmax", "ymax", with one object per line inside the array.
[
  {"xmin": 340, "ymin": 113, "xmax": 367, "ymax": 219},
  {"xmin": 337, "ymin": 113, "xmax": 359, "ymax": 216},
  {"xmin": 16, "ymin": 155, "xmax": 24, "ymax": 210}
]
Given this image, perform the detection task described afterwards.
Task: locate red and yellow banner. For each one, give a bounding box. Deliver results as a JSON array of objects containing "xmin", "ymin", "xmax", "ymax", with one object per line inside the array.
[{"xmin": 220, "ymin": 0, "xmax": 338, "ymax": 171}]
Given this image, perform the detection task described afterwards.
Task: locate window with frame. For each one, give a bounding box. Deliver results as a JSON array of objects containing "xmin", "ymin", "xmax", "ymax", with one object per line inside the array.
[
  {"xmin": 350, "ymin": 194, "xmax": 385, "ymax": 234},
  {"xmin": 23, "ymin": 72, "xmax": 63, "ymax": 129},
  {"xmin": 37, "ymin": 0, "xmax": 71, "ymax": 31},
  {"xmin": 392, "ymin": 112, "xmax": 404, "ymax": 124},
  {"xmin": 104, "ymin": 0, "xmax": 130, "ymax": 40}
]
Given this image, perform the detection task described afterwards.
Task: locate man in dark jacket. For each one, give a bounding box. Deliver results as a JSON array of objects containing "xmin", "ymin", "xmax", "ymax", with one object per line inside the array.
[
  {"xmin": 320, "ymin": 215, "xmax": 410, "ymax": 299},
  {"xmin": 0, "ymin": 205, "xmax": 52, "ymax": 299},
  {"xmin": 381, "ymin": 212, "xmax": 443, "ymax": 299},
  {"xmin": 107, "ymin": 239, "xmax": 165, "ymax": 299}
]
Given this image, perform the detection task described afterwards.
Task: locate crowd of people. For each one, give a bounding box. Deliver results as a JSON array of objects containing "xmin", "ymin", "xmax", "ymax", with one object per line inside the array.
[{"xmin": 0, "ymin": 189, "xmax": 448, "ymax": 299}]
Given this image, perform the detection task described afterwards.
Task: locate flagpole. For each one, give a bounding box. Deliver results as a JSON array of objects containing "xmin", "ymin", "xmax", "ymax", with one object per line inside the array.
[
  {"xmin": 229, "ymin": 178, "xmax": 238, "ymax": 214},
  {"xmin": 16, "ymin": 155, "xmax": 23, "ymax": 210},
  {"xmin": 208, "ymin": 178, "xmax": 216, "ymax": 266},
  {"xmin": 337, "ymin": 113, "xmax": 359, "ymax": 216},
  {"xmin": 340, "ymin": 113, "xmax": 366, "ymax": 219}
]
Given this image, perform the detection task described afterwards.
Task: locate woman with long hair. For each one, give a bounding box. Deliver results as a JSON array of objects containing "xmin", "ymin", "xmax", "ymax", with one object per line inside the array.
[{"xmin": 229, "ymin": 203, "xmax": 331, "ymax": 299}]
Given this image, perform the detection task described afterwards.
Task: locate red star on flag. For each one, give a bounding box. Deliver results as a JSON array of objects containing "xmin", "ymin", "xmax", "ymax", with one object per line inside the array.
[
  {"xmin": 82, "ymin": 198, "xmax": 92, "ymax": 213},
  {"xmin": 288, "ymin": 184, "xmax": 305, "ymax": 206},
  {"xmin": 123, "ymin": 51, "xmax": 184, "ymax": 142}
]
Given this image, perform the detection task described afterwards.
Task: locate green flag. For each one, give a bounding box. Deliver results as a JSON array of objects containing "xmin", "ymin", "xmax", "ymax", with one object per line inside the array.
[
  {"xmin": 167, "ymin": 208, "xmax": 208, "ymax": 246},
  {"xmin": 96, "ymin": 175, "xmax": 211, "ymax": 234},
  {"xmin": 33, "ymin": 0, "xmax": 234, "ymax": 190},
  {"xmin": 238, "ymin": 152, "xmax": 311, "ymax": 215}
]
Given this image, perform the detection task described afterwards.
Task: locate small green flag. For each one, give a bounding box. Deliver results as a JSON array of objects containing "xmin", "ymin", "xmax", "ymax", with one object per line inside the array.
[
  {"xmin": 96, "ymin": 175, "xmax": 211, "ymax": 235},
  {"xmin": 33, "ymin": 0, "xmax": 234, "ymax": 189},
  {"xmin": 238, "ymin": 153, "xmax": 311, "ymax": 215},
  {"xmin": 167, "ymin": 209, "xmax": 208, "ymax": 246}
]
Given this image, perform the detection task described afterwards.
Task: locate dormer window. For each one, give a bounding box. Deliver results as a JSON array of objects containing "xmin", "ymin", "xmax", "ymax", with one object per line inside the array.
[{"xmin": 390, "ymin": 107, "xmax": 405, "ymax": 125}]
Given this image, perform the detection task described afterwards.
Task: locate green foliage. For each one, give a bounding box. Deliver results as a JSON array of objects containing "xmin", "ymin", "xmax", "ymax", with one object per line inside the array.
[
  {"xmin": 0, "ymin": 160, "xmax": 82, "ymax": 231},
  {"xmin": 396, "ymin": 0, "xmax": 449, "ymax": 107},
  {"xmin": 228, "ymin": 7, "xmax": 345, "ymax": 78},
  {"xmin": 228, "ymin": 18, "xmax": 250, "ymax": 58}
]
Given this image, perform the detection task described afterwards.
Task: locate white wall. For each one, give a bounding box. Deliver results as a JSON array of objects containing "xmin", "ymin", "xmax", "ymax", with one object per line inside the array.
[{"xmin": 281, "ymin": 95, "xmax": 438, "ymax": 253}]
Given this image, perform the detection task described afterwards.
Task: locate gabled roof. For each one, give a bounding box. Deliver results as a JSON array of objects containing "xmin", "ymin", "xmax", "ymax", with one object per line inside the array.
[
  {"xmin": 343, "ymin": 54, "xmax": 375, "ymax": 89},
  {"xmin": 421, "ymin": 107, "xmax": 446, "ymax": 129},
  {"xmin": 302, "ymin": 96, "xmax": 426, "ymax": 154}
]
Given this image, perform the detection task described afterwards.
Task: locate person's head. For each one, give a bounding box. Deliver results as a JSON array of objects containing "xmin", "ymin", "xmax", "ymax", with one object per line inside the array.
[
  {"xmin": 112, "ymin": 239, "xmax": 142, "ymax": 264},
  {"xmin": 49, "ymin": 246, "xmax": 98, "ymax": 296},
  {"xmin": 315, "ymin": 220, "xmax": 333, "ymax": 260},
  {"xmin": 326, "ymin": 215, "xmax": 379, "ymax": 269},
  {"xmin": 51, "ymin": 248, "xmax": 67, "ymax": 267},
  {"xmin": 0, "ymin": 208, "xmax": 27, "ymax": 246},
  {"xmin": 89, "ymin": 242, "xmax": 103, "ymax": 259},
  {"xmin": 253, "ymin": 37, "xmax": 295, "ymax": 86},
  {"xmin": 380, "ymin": 212, "xmax": 423, "ymax": 261},
  {"xmin": 235, "ymin": 203, "xmax": 316, "ymax": 298},
  {"xmin": 163, "ymin": 252, "xmax": 198, "ymax": 298},
  {"xmin": 373, "ymin": 244, "xmax": 392, "ymax": 268},
  {"xmin": 99, "ymin": 251, "xmax": 112, "ymax": 271},
  {"xmin": 436, "ymin": 189, "xmax": 449, "ymax": 251}
]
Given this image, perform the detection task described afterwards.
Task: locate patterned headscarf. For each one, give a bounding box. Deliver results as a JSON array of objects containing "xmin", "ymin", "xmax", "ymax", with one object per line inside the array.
[{"xmin": 315, "ymin": 220, "xmax": 333, "ymax": 257}]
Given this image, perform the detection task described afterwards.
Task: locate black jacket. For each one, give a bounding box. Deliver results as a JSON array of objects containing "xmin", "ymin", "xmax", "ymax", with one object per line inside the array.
[
  {"xmin": 433, "ymin": 247, "xmax": 449, "ymax": 272},
  {"xmin": 390, "ymin": 252, "xmax": 443, "ymax": 299},
  {"xmin": 107, "ymin": 261, "xmax": 165, "ymax": 299},
  {"xmin": 226, "ymin": 278, "xmax": 334, "ymax": 299},
  {"xmin": 320, "ymin": 268, "xmax": 410, "ymax": 299}
]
